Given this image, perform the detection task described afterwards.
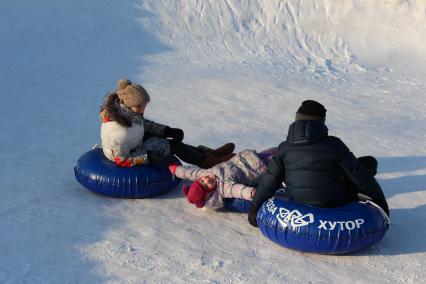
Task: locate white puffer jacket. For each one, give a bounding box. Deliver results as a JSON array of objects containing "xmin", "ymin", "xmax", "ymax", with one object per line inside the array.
[
  {"xmin": 101, "ymin": 120, "xmax": 144, "ymax": 161},
  {"xmin": 100, "ymin": 97, "xmax": 169, "ymax": 167}
]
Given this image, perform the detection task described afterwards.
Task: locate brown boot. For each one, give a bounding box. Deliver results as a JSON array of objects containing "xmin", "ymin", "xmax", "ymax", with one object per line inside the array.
[
  {"xmin": 200, "ymin": 152, "xmax": 235, "ymax": 169},
  {"xmin": 198, "ymin": 143, "xmax": 235, "ymax": 157},
  {"xmin": 200, "ymin": 153, "xmax": 219, "ymax": 169}
]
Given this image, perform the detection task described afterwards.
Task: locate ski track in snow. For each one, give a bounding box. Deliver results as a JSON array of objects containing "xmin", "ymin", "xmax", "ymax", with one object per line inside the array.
[{"xmin": 0, "ymin": 0, "xmax": 425, "ymax": 283}]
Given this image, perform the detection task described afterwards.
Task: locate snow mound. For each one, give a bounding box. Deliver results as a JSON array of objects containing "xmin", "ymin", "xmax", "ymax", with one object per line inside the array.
[{"xmin": 142, "ymin": 0, "xmax": 426, "ymax": 77}]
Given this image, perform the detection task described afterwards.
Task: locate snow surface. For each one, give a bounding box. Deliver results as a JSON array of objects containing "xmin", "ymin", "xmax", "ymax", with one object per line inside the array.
[{"xmin": 1, "ymin": 0, "xmax": 425, "ymax": 283}]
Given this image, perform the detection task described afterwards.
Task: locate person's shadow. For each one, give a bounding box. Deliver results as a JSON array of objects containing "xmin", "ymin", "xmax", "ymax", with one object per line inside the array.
[
  {"xmin": 378, "ymin": 156, "xmax": 426, "ymax": 199},
  {"xmin": 0, "ymin": 1, "xmax": 172, "ymax": 282},
  {"xmin": 355, "ymin": 156, "xmax": 426, "ymax": 256}
]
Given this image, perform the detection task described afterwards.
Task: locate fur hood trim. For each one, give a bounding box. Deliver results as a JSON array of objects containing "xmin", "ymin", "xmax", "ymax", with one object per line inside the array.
[{"xmin": 100, "ymin": 93, "xmax": 132, "ymax": 127}]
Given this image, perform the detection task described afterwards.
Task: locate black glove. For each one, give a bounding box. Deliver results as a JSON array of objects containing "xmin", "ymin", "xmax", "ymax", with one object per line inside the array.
[
  {"xmin": 146, "ymin": 150, "xmax": 174, "ymax": 165},
  {"xmin": 248, "ymin": 207, "xmax": 259, "ymax": 227},
  {"xmin": 146, "ymin": 151, "xmax": 153, "ymax": 163},
  {"xmin": 164, "ymin": 127, "xmax": 184, "ymax": 141},
  {"xmin": 380, "ymin": 203, "xmax": 390, "ymax": 217}
]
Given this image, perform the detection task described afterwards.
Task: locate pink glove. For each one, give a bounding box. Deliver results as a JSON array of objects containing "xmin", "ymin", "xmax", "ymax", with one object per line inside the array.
[{"xmin": 168, "ymin": 163, "xmax": 180, "ymax": 175}]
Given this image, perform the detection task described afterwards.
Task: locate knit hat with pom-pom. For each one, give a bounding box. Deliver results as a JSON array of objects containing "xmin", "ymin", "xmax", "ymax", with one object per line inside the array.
[
  {"xmin": 116, "ymin": 79, "xmax": 150, "ymax": 108},
  {"xmin": 182, "ymin": 180, "xmax": 216, "ymax": 208}
]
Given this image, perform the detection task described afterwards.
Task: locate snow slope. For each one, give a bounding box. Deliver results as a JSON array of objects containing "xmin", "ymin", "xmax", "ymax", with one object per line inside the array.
[
  {"xmin": 142, "ymin": 0, "xmax": 426, "ymax": 78},
  {"xmin": 0, "ymin": 0, "xmax": 425, "ymax": 283}
]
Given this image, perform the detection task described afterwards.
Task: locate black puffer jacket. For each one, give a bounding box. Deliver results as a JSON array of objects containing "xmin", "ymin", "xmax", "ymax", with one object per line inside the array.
[{"xmin": 252, "ymin": 120, "xmax": 389, "ymax": 215}]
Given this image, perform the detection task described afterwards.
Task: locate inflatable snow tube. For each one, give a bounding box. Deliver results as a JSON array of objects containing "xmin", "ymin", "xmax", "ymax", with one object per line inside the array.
[
  {"xmin": 257, "ymin": 195, "xmax": 390, "ymax": 254},
  {"xmin": 223, "ymin": 198, "xmax": 252, "ymax": 213},
  {"xmin": 74, "ymin": 148, "xmax": 181, "ymax": 198}
]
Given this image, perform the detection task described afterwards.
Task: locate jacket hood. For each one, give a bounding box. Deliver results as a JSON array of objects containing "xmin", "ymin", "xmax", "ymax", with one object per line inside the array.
[
  {"xmin": 100, "ymin": 93, "xmax": 132, "ymax": 127},
  {"xmin": 286, "ymin": 120, "xmax": 328, "ymax": 145}
]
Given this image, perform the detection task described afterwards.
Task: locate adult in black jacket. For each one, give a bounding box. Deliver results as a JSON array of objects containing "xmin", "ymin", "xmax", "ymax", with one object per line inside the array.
[{"xmin": 248, "ymin": 100, "xmax": 389, "ymax": 227}]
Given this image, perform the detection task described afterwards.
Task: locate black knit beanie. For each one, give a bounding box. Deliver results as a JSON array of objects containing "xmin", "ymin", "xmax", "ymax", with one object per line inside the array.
[{"xmin": 296, "ymin": 100, "xmax": 327, "ymax": 122}]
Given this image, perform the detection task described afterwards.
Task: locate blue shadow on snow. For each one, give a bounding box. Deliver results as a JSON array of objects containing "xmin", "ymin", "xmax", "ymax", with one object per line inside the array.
[
  {"xmin": 355, "ymin": 156, "xmax": 426, "ymax": 256},
  {"xmin": 0, "ymin": 0, "xmax": 171, "ymax": 282}
]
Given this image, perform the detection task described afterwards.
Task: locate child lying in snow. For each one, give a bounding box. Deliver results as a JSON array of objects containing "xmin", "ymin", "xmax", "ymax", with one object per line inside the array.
[{"xmin": 169, "ymin": 148, "xmax": 277, "ymax": 208}]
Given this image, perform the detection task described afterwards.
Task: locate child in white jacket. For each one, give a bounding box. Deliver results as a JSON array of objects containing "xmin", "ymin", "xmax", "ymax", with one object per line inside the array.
[
  {"xmin": 169, "ymin": 148, "xmax": 277, "ymax": 208},
  {"xmin": 100, "ymin": 79, "xmax": 234, "ymax": 168}
]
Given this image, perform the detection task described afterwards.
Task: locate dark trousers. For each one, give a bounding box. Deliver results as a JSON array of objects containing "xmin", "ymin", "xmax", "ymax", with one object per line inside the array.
[
  {"xmin": 358, "ymin": 156, "xmax": 378, "ymax": 176},
  {"xmin": 143, "ymin": 134, "xmax": 204, "ymax": 166},
  {"xmin": 169, "ymin": 139, "xmax": 205, "ymax": 166},
  {"xmin": 342, "ymin": 156, "xmax": 378, "ymax": 194}
]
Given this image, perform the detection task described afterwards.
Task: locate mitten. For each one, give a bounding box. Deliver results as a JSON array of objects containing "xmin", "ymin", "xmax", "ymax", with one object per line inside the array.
[
  {"xmin": 248, "ymin": 207, "xmax": 259, "ymax": 227},
  {"xmin": 164, "ymin": 127, "xmax": 184, "ymax": 141},
  {"xmin": 145, "ymin": 151, "xmax": 152, "ymax": 163},
  {"xmin": 168, "ymin": 162, "xmax": 180, "ymax": 175}
]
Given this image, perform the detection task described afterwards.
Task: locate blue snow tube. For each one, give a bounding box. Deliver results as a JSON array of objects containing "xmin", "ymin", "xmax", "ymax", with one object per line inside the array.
[
  {"xmin": 223, "ymin": 198, "xmax": 253, "ymax": 213},
  {"xmin": 257, "ymin": 194, "xmax": 390, "ymax": 254},
  {"xmin": 74, "ymin": 148, "xmax": 181, "ymax": 198}
]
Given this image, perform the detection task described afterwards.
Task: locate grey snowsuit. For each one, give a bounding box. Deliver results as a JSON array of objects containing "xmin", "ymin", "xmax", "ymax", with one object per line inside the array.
[{"xmin": 175, "ymin": 150, "xmax": 268, "ymax": 208}]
